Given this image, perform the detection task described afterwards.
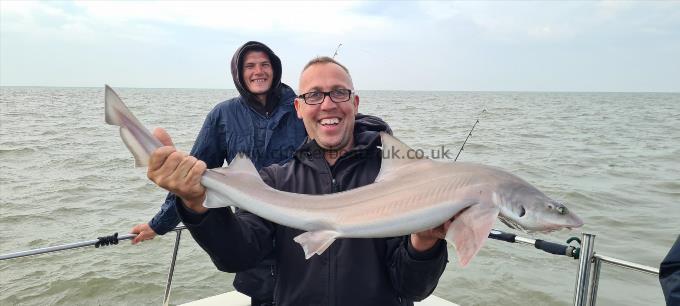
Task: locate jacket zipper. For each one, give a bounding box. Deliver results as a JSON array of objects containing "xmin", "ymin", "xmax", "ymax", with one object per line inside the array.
[
  {"xmin": 316, "ymin": 152, "xmax": 360, "ymax": 305},
  {"xmin": 319, "ymin": 160, "xmax": 336, "ymax": 305},
  {"xmin": 328, "ymin": 166, "xmax": 336, "ymax": 305}
]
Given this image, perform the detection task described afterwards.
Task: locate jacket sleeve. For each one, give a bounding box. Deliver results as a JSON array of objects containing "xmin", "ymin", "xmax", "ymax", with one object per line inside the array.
[
  {"xmin": 386, "ymin": 236, "xmax": 448, "ymax": 301},
  {"xmin": 149, "ymin": 106, "xmax": 229, "ymax": 235},
  {"xmin": 175, "ymin": 168, "xmax": 278, "ymax": 273},
  {"xmin": 148, "ymin": 193, "xmax": 182, "ymax": 235}
]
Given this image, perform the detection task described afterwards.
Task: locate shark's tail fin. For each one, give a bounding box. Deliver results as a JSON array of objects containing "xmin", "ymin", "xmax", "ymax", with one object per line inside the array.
[{"xmin": 105, "ymin": 85, "xmax": 162, "ymax": 167}]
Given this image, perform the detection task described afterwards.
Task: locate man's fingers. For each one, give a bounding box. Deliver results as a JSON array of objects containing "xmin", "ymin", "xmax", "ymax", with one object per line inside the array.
[
  {"xmin": 173, "ymin": 156, "xmax": 199, "ymax": 180},
  {"xmin": 153, "ymin": 127, "xmax": 174, "ymax": 147},
  {"xmin": 150, "ymin": 151, "xmax": 187, "ymax": 185},
  {"xmin": 147, "ymin": 128, "xmax": 183, "ymax": 174},
  {"xmin": 148, "ymin": 146, "xmax": 177, "ymax": 172},
  {"xmin": 143, "ymin": 133, "xmax": 205, "ymax": 201},
  {"xmin": 132, "ymin": 232, "xmax": 144, "ymax": 244},
  {"xmin": 187, "ymin": 160, "xmax": 207, "ymax": 186},
  {"xmin": 131, "ymin": 224, "xmax": 144, "ymax": 244},
  {"xmin": 169, "ymin": 157, "xmax": 207, "ymax": 198},
  {"xmin": 131, "ymin": 230, "xmax": 156, "ymax": 244}
]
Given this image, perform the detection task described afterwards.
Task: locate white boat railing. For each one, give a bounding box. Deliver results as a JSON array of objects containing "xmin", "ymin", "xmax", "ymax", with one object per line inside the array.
[
  {"xmin": 0, "ymin": 228, "xmax": 660, "ymax": 306},
  {"xmin": 574, "ymin": 233, "xmax": 659, "ymax": 306}
]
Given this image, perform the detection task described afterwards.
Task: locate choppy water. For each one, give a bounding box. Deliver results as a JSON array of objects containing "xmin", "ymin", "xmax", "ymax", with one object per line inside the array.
[{"xmin": 1, "ymin": 87, "xmax": 678, "ymax": 305}]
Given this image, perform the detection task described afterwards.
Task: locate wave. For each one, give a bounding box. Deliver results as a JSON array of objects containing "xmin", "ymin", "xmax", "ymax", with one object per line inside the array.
[{"xmin": 0, "ymin": 147, "xmax": 37, "ymax": 155}]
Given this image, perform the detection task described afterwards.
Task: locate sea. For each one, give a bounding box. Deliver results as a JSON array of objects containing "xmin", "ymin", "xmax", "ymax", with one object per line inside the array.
[{"xmin": 1, "ymin": 87, "xmax": 678, "ymax": 306}]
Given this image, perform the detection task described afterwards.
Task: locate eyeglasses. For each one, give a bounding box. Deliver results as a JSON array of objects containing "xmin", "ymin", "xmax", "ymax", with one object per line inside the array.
[{"xmin": 297, "ymin": 89, "xmax": 353, "ymax": 105}]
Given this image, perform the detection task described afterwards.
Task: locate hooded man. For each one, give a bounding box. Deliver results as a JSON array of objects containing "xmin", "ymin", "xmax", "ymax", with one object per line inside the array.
[{"xmin": 130, "ymin": 41, "xmax": 306, "ymax": 305}]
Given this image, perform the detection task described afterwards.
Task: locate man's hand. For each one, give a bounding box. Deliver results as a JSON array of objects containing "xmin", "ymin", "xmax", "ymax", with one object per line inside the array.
[
  {"xmin": 131, "ymin": 223, "xmax": 157, "ymax": 244},
  {"xmin": 410, "ymin": 219, "xmax": 453, "ymax": 252},
  {"xmin": 147, "ymin": 128, "xmax": 208, "ymax": 214},
  {"xmin": 411, "ymin": 210, "xmax": 465, "ymax": 252}
]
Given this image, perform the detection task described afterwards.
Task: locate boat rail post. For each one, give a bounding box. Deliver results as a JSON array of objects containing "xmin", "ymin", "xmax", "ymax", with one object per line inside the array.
[
  {"xmin": 162, "ymin": 228, "xmax": 183, "ymax": 306},
  {"xmin": 587, "ymin": 255, "xmax": 603, "ymax": 306},
  {"xmin": 573, "ymin": 233, "xmax": 596, "ymax": 306}
]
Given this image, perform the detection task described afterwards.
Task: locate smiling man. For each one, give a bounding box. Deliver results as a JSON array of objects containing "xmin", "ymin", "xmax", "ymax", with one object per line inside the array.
[
  {"xmin": 242, "ymin": 51, "xmax": 273, "ymax": 100},
  {"xmin": 147, "ymin": 57, "xmax": 448, "ymax": 306},
  {"xmin": 131, "ymin": 41, "xmax": 307, "ymax": 306},
  {"xmin": 295, "ymin": 58, "xmax": 359, "ymax": 165}
]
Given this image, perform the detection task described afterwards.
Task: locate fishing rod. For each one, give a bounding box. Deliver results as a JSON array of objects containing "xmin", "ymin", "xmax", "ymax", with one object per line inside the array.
[
  {"xmin": 488, "ymin": 228, "xmax": 582, "ymax": 259},
  {"xmin": 0, "ymin": 233, "xmax": 135, "ymax": 261},
  {"xmin": 332, "ymin": 43, "xmax": 343, "ymax": 59},
  {"xmin": 0, "ymin": 226, "xmax": 188, "ymax": 306},
  {"xmin": 454, "ymin": 109, "xmax": 486, "ymax": 161},
  {"xmin": 0, "ymin": 226, "xmax": 185, "ymax": 261}
]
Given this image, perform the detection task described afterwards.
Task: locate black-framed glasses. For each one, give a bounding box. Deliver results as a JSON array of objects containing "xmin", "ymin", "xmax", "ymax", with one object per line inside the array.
[{"xmin": 297, "ymin": 89, "xmax": 353, "ymax": 105}]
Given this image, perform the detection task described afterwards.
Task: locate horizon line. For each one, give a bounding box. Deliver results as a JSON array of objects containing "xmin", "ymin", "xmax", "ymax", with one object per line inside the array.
[{"xmin": 0, "ymin": 85, "xmax": 678, "ymax": 94}]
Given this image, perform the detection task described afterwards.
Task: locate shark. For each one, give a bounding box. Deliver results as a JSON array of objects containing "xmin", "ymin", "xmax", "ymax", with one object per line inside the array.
[{"xmin": 105, "ymin": 85, "xmax": 583, "ymax": 267}]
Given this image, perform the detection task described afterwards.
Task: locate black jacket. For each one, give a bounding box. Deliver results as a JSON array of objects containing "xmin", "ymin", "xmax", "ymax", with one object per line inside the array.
[
  {"xmin": 177, "ymin": 122, "xmax": 448, "ymax": 306},
  {"xmin": 661, "ymin": 235, "xmax": 680, "ymax": 306}
]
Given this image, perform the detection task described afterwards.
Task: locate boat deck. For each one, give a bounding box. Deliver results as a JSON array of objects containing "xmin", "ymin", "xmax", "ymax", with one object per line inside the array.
[{"xmin": 179, "ymin": 291, "xmax": 458, "ymax": 306}]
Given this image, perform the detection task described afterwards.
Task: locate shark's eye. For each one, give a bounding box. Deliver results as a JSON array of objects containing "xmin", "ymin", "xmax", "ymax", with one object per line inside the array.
[
  {"xmin": 519, "ymin": 206, "xmax": 526, "ymax": 217},
  {"xmin": 557, "ymin": 206, "xmax": 567, "ymax": 215}
]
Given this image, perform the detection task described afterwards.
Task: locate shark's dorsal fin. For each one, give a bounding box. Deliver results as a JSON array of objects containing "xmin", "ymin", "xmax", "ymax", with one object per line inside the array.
[
  {"xmin": 375, "ymin": 132, "xmax": 426, "ymax": 182},
  {"xmin": 203, "ymin": 153, "xmax": 261, "ymax": 208},
  {"xmin": 228, "ymin": 153, "xmax": 260, "ymax": 177}
]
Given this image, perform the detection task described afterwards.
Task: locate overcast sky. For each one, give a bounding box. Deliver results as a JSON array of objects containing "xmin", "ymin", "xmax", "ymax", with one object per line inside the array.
[{"xmin": 1, "ymin": 1, "xmax": 678, "ymax": 92}]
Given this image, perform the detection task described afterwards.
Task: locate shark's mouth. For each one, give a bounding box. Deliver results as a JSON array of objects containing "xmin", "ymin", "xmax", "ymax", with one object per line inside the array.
[
  {"xmin": 498, "ymin": 215, "xmax": 529, "ymax": 232},
  {"xmin": 498, "ymin": 215, "xmax": 573, "ymax": 233}
]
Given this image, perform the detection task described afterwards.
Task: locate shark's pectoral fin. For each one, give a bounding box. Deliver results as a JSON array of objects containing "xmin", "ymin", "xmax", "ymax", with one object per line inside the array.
[
  {"xmin": 293, "ymin": 230, "xmax": 339, "ymax": 259},
  {"xmin": 446, "ymin": 201, "xmax": 500, "ymax": 267},
  {"xmin": 203, "ymin": 189, "xmax": 233, "ymax": 208}
]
